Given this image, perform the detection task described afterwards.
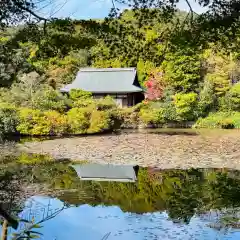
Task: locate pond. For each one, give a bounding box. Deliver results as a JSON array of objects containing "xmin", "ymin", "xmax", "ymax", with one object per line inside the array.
[
  {"xmin": 0, "ymin": 153, "xmax": 240, "ymax": 240},
  {"xmin": 19, "ymin": 129, "xmax": 240, "ymax": 169}
]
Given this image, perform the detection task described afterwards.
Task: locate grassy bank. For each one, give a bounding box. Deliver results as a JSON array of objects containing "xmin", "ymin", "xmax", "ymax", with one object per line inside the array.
[{"xmin": 194, "ymin": 112, "xmax": 240, "ymax": 129}]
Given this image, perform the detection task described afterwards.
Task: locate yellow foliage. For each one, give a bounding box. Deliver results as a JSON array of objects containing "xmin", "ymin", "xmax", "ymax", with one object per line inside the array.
[
  {"xmin": 18, "ymin": 153, "xmax": 53, "ymax": 164},
  {"xmin": 145, "ymin": 29, "xmax": 158, "ymax": 42},
  {"xmin": 204, "ymin": 49, "xmax": 238, "ymax": 96},
  {"xmin": 88, "ymin": 111, "xmax": 111, "ymax": 133},
  {"xmin": 29, "ymin": 45, "xmax": 39, "ymax": 59},
  {"xmin": 17, "ymin": 108, "xmax": 69, "ymax": 135},
  {"xmin": 67, "ymin": 108, "xmax": 90, "ymax": 134},
  {"xmin": 44, "ymin": 111, "xmax": 69, "ymax": 134}
]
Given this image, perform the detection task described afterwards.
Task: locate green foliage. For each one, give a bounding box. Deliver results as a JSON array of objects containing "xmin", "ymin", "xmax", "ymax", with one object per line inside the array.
[
  {"xmin": 2, "ymin": 13, "xmax": 240, "ymax": 132},
  {"xmin": 193, "ymin": 112, "xmax": 240, "ymax": 129},
  {"xmin": 224, "ymin": 83, "xmax": 240, "ymax": 111},
  {"xmin": 67, "ymin": 107, "xmax": 121, "ymax": 134},
  {"xmin": 67, "ymin": 108, "xmax": 90, "ymax": 134},
  {"xmin": 174, "ymin": 92, "xmax": 198, "ymax": 121},
  {"xmin": 88, "ymin": 110, "xmax": 111, "ymax": 133},
  {"xmin": 207, "ymin": 72, "xmax": 230, "ymax": 96},
  {"xmin": 137, "ymin": 60, "xmax": 156, "ymax": 85},
  {"xmin": 198, "ymin": 80, "xmax": 216, "ymax": 117},
  {"xmin": 17, "ymin": 108, "xmax": 69, "ymax": 135},
  {"xmin": 159, "ymin": 87, "xmax": 177, "ymax": 122},
  {"xmin": 69, "ymin": 89, "xmax": 92, "ymax": 101},
  {"xmin": 70, "ymin": 89, "xmax": 94, "ymax": 108},
  {"xmin": 203, "ymin": 50, "xmax": 235, "ymax": 97},
  {"xmin": 44, "ymin": 111, "xmax": 69, "ymax": 134},
  {"xmin": 0, "ymin": 104, "xmax": 18, "ymax": 135},
  {"xmin": 0, "ymin": 36, "xmax": 34, "ymax": 87},
  {"xmin": 17, "ymin": 108, "xmax": 46, "ymax": 135},
  {"xmin": 120, "ymin": 107, "xmax": 139, "ymax": 127},
  {"xmin": 139, "ymin": 108, "xmax": 165, "ymax": 125},
  {"xmin": 17, "ymin": 153, "xmax": 53, "ymax": 164},
  {"xmin": 95, "ymin": 96, "xmax": 117, "ymax": 110},
  {"xmin": 0, "ymin": 72, "xmax": 43, "ymax": 107},
  {"xmin": 32, "ymin": 88, "xmax": 71, "ymax": 113},
  {"xmin": 163, "ymin": 50, "xmax": 201, "ymax": 92},
  {"xmin": 72, "ymin": 98, "xmax": 95, "ymax": 108}
]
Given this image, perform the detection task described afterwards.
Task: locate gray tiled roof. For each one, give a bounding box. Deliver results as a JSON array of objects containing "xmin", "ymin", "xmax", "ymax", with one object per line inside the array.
[
  {"xmin": 70, "ymin": 163, "xmax": 138, "ymax": 182},
  {"xmin": 61, "ymin": 68, "xmax": 143, "ymax": 93}
]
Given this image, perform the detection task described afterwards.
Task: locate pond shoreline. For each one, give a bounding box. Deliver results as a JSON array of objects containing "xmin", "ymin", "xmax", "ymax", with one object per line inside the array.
[{"xmin": 19, "ymin": 129, "xmax": 240, "ymax": 169}]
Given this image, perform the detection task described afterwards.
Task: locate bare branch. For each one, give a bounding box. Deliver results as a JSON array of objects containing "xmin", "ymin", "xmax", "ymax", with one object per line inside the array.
[
  {"xmin": 13, "ymin": 0, "xmax": 48, "ymax": 22},
  {"xmin": 111, "ymin": 0, "xmax": 117, "ymax": 10},
  {"xmin": 49, "ymin": 0, "xmax": 69, "ymax": 18},
  {"xmin": 185, "ymin": 0, "xmax": 199, "ymax": 23}
]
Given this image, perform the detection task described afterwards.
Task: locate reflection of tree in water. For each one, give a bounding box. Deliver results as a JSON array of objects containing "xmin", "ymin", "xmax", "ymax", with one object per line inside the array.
[
  {"xmin": 0, "ymin": 156, "xmax": 27, "ymax": 240},
  {"xmin": 0, "ymin": 154, "xmax": 70, "ymax": 240},
  {"xmin": 1, "ymin": 153, "xmax": 240, "ymax": 238},
  {"xmin": 56, "ymin": 166, "xmax": 240, "ymax": 227}
]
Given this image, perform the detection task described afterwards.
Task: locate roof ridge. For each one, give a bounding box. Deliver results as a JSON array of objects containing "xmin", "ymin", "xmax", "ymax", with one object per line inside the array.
[{"xmin": 79, "ymin": 67, "xmax": 136, "ymax": 72}]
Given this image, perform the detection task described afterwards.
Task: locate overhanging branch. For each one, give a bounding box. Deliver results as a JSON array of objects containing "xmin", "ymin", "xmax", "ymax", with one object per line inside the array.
[{"xmin": 13, "ymin": 0, "xmax": 48, "ymax": 22}]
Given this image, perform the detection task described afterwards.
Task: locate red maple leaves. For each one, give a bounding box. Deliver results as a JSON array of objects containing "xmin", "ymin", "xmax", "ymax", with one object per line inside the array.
[{"xmin": 144, "ymin": 71, "xmax": 165, "ymax": 101}]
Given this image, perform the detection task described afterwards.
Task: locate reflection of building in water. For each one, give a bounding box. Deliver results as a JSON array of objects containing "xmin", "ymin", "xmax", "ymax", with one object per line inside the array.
[{"xmin": 71, "ymin": 163, "xmax": 139, "ymax": 182}]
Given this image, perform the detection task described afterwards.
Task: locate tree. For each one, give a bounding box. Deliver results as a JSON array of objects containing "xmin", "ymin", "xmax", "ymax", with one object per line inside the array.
[
  {"xmin": 198, "ymin": 80, "xmax": 216, "ymax": 116},
  {"xmin": 225, "ymin": 83, "xmax": 240, "ymax": 111},
  {"xmin": 0, "ymin": 36, "xmax": 34, "ymax": 87},
  {"xmin": 1, "ymin": 0, "xmax": 240, "ymax": 44},
  {"xmin": 0, "ymin": 0, "xmax": 47, "ymax": 28},
  {"xmin": 203, "ymin": 49, "xmax": 237, "ymax": 96},
  {"xmin": 163, "ymin": 48, "xmax": 202, "ymax": 92},
  {"xmin": 2, "ymin": 72, "xmax": 44, "ymax": 107},
  {"xmin": 144, "ymin": 70, "xmax": 165, "ymax": 100},
  {"xmin": 174, "ymin": 92, "xmax": 198, "ymax": 121}
]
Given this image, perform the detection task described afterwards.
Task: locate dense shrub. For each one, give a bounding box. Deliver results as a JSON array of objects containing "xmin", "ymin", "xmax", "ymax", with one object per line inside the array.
[
  {"xmin": 221, "ymin": 83, "xmax": 240, "ymax": 111},
  {"xmin": 95, "ymin": 96, "xmax": 117, "ymax": 110},
  {"xmin": 132, "ymin": 102, "xmax": 149, "ymax": 112},
  {"xmin": 149, "ymin": 99, "xmax": 177, "ymax": 122},
  {"xmin": 88, "ymin": 110, "xmax": 111, "ymax": 133},
  {"xmin": 69, "ymin": 89, "xmax": 92, "ymax": 101},
  {"xmin": 69, "ymin": 89, "xmax": 95, "ymax": 108},
  {"xmin": 0, "ymin": 72, "xmax": 45, "ymax": 108},
  {"xmin": 17, "ymin": 108, "xmax": 48, "ymax": 135},
  {"xmin": 44, "ymin": 111, "xmax": 69, "ymax": 134},
  {"xmin": 153, "ymin": 87, "xmax": 177, "ymax": 122},
  {"xmin": 17, "ymin": 108, "xmax": 69, "ymax": 135},
  {"xmin": 198, "ymin": 80, "xmax": 216, "ymax": 117},
  {"xmin": 139, "ymin": 108, "xmax": 165, "ymax": 125},
  {"xmin": 72, "ymin": 98, "xmax": 94, "ymax": 108},
  {"xmin": 193, "ymin": 112, "xmax": 240, "ymax": 129},
  {"xmin": 67, "ymin": 108, "xmax": 91, "ymax": 134},
  {"xmin": 174, "ymin": 92, "xmax": 198, "ymax": 121},
  {"xmin": 120, "ymin": 107, "xmax": 139, "ymax": 128},
  {"xmin": 33, "ymin": 88, "xmax": 71, "ymax": 113},
  {"xmin": 0, "ymin": 104, "xmax": 18, "ymax": 135},
  {"xmin": 108, "ymin": 109, "xmax": 124, "ymax": 129}
]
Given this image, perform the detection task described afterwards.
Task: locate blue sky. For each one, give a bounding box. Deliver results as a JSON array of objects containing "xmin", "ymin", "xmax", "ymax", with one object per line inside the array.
[
  {"xmin": 10, "ymin": 196, "xmax": 240, "ymax": 240},
  {"xmin": 37, "ymin": 0, "xmax": 207, "ymax": 20}
]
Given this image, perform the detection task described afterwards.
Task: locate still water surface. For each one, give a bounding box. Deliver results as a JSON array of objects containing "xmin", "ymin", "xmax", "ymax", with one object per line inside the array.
[{"xmin": 0, "ymin": 154, "xmax": 240, "ymax": 239}]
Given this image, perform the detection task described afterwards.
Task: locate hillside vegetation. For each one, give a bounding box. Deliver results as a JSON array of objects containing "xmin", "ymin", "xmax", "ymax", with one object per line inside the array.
[{"xmin": 1, "ymin": 10, "xmax": 240, "ymax": 135}]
